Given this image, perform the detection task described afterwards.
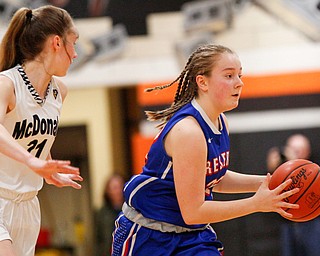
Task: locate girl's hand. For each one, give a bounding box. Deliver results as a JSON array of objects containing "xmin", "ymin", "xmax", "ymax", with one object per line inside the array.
[
  {"xmin": 252, "ymin": 173, "xmax": 300, "ymax": 219},
  {"xmin": 26, "ymin": 157, "xmax": 80, "ymax": 180},
  {"xmin": 45, "ymin": 173, "xmax": 83, "ymax": 189}
]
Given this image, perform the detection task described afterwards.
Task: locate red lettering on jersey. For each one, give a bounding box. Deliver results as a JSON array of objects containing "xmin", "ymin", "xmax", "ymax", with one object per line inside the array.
[
  {"xmin": 213, "ymin": 158, "xmax": 219, "ymax": 173},
  {"xmin": 206, "ymin": 150, "xmax": 230, "ymax": 176},
  {"xmin": 206, "ymin": 160, "xmax": 212, "ymax": 175}
]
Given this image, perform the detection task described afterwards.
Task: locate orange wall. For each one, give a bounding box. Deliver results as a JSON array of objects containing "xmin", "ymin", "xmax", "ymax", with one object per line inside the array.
[
  {"xmin": 131, "ymin": 133, "xmax": 153, "ymax": 175},
  {"xmin": 241, "ymin": 71, "xmax": 320, "ymax": 98},
  {"xmin": 137, "ymin": 70, "xmax": 320, "ymax": 105}
]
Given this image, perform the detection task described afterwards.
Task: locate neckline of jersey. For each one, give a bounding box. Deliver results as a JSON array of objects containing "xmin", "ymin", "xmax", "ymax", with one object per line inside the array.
[{"xmin": 17, "ymin": 64, "xmax": 51, "ymax": 107}]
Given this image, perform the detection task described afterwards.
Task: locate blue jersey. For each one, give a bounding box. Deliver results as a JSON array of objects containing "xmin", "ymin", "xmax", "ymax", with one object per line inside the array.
[{"xmin": 123, "ymin": 99, "xmax": 230, "ymax": 229}]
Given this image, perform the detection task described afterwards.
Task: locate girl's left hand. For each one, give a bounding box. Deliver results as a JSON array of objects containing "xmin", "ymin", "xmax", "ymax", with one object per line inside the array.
[{"xmin": 45, "ymin": 173, "xmax": 83, "ymax": 189}]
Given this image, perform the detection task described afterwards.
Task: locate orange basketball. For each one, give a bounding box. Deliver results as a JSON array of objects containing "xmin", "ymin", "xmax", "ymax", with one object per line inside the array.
[{"xmin": 269, "ymin": 159, "xmax": 320, "ymax": 222}]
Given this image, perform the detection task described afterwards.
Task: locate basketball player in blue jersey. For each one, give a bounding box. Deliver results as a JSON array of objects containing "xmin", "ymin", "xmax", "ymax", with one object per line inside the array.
[
  {"xmin": 112, "ymin": 44, "xmax": 300, "ymax": 256},
  {"xmin": 0, "ymin": 5, "xmax": 83, "ymax": 256}
]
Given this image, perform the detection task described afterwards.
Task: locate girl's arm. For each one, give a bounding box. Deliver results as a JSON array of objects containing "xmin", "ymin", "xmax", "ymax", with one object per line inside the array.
[
  {"xmin": 0, "ymin": 76, "xmax": 80, "ymax": 179},
  {"xmin": 214, "ymin": 170, "xmax": 265, "ymax": 193},
  {"xmin": 166, "ymin": 116, "xmax": 299, "ymax": 225},
  {"xmin": 0, "ymin": 76, "xmax": 34, "ymax": 164}
]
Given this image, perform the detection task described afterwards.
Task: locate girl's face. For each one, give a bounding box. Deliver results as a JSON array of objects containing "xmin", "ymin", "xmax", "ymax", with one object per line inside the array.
[
  {"xmin": 64, "ymin": 30, "xmax": 79, "ymax": 62},
  {"xmin": 55, "ymin": 27, "xmax": 79, "ymax": 76},
  {"xmin": 202, "ymin": 52, "xmax": 244, "ymax": 113},
  {"xmin": 106, "ymin": 176, "xmax": 124, "ymax": 204}
]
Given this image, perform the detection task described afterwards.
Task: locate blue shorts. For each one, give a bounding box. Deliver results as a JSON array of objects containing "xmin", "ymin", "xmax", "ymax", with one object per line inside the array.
[{"xmin": 112, "ymin": 214, "xmax": 224, "ymax": 256}]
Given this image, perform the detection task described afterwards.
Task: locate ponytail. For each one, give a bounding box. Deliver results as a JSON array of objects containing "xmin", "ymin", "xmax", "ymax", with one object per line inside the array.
[{"xmin": 0, "ymin": 8, "xmax": 29, "ymax": 71}]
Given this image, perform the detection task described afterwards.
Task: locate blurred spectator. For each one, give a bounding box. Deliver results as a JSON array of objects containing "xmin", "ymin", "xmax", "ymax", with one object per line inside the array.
[
  {"xmin": 87, "ymin": 0, "xmax": 109, "ymax": 17},
  {"xmin": 95, "ymin": 174, "xmax": 125, "ymax": 256},
  {"xmin": 267, "ymin": 133, "xmax": 311, "ymax": 173},
  {"xmin": 47, "ymin": 0, "xmax": 109, "ymax": 18},
  {"xmin": 266, "ymin": 133, "xmax": 320, "ymax": 256}
]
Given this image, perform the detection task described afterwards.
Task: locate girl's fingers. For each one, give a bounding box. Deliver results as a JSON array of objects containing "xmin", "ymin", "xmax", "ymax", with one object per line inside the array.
[
  {"xmin": 279, "ymin": 201, "xmax": 300, "ymax": 210},
  {"xmin": 61, "ymin": 165, "xmax": 80, "ymax": 173},
  {"xmin": 280, "ymin": 188, "xmax": 300, "ymax": 199},
  {"xmin": 261, "ymin": 173, "xmax": 271, "ymax": 188},
  {"xmin": 70, "ymin": 182, "xmax": 82, "ymax": 190},
  {"xmin": 72, "ymin": 175, "xmax": 83, "ymax": 181},
  {"xmin": 48, "ymin": 160, "xmax": 80, "ymax": 174},
  {"xmin": 48, "ymin": 160, "xmax": 71, "ymax": 165},
  {"xmin": 274, "ymin": 178, "xmax": 293, "ymax": 193},
  {"xmin": 279, "ymin": 209, "xmax": 294, "ymax": 219}
]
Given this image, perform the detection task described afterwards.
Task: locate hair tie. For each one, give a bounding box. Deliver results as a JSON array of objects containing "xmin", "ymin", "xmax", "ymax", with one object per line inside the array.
[{"xmin": 26, "ymin": 9, "xmax": 33, "ymax": 22}]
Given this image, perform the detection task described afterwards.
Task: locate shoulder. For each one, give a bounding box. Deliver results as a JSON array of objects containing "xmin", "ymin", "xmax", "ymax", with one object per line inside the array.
[
  {"xmin": 52, "ymin": 77, "xmax": 68, "ymax": 102},
  {"xmin": 165, "ymin": 116, "xmax": 206, "ymax": 157},
  {"xmin": 172, "ymin": 116, "xmax": 203, "ymax": 136},
  {"xmin": 0, "ymin": 74, "xmax": 14, "ymax": 86},
  {"xmin": 0, "ymin": 75, "xmax": 15, "ymax": 117},
  {"xmin": 0, "ymin": 75, "xmax": 15, "ymax": 98}
]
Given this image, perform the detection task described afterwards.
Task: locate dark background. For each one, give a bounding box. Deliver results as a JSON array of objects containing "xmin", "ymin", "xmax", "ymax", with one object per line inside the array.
[
  {"xmin": 53, "ymin": 0, "xmax": 190, "ymax": 35},
  {"xmin": 212, "ymin": 92, "xmax": 320, "ymax": 255}
]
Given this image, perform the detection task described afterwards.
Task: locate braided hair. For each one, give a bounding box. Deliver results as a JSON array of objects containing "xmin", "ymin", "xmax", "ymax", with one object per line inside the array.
[{"xmin": 145, "ymin": 44, "xmax": 235, "ymax": 129}]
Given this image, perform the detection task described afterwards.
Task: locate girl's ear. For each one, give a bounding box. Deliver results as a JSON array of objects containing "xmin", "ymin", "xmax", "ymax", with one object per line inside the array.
[
  {"xmin": 196, "ymin": 74, "xmax": 208, "ymax": 92},
  {"xmin": 53, "ymin": 35, "xmax": 62, "ymax": 50}
]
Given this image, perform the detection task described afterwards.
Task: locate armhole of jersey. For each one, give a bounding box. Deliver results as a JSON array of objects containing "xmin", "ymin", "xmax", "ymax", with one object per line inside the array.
[
  {"xmin": 219, "ymin": 114, "xmax": 229, "ymax": 134},
  {"xmin": 51, "ymin": 77, "xmax": 63, "ymax": 103},
  {"xmin": 0, "ymin": 73, "xmax": 18, "ymax": 113}
]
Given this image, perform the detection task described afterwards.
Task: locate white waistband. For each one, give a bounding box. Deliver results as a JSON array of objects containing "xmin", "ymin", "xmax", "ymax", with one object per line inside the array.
[
  {"xmin": 122, "ymin": 203, "xmax": 208, "ymax": 233},
  {"xmin": 0, "ymin": 188, "xmax": 38, "ymax": 203}
]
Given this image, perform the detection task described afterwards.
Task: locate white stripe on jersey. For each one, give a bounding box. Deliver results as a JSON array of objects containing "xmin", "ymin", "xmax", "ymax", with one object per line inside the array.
[
  {"xmin": 128, "ymin": 225, "xmax": 141, "ymax": 256},
  {"xmin": 160, "ymin": 161, "xmax": 173, "ymax": 180},
  {"xmin": 128, "ymin": 177, "xmax": 157, "ymax": 206}
]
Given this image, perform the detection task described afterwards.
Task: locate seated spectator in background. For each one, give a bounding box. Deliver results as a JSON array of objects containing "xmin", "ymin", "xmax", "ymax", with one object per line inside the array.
[
  {"xmin": 266, "ymin": 133, "xmax": 320, "ymax": 256},
  {"xmin": 95, "ymin": 174, "xmax": 125, "ymax": 256}
]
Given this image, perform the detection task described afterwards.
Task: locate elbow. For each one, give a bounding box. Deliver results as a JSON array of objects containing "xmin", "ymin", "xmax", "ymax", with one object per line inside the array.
[
  {"xmin": 181, "ymin": 211, "xmax": 202, "ymax": 225},
  {"xmin": 183, "ymin": 217, "xmax": 198, "ymax": 226}
]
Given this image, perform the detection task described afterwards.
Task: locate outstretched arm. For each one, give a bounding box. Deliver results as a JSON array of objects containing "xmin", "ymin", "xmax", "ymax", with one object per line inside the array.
[{"xmin": 0, "ymin": 75, "xmax": 81, "ymax": 186}]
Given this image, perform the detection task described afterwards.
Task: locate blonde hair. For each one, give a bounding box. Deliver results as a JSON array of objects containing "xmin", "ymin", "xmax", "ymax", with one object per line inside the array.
[
  {"xmin": 145, "ymin": 44, "xmax": 235, "ymax": 128},
  {"xmin": 0, "ymin": 5, "xmax": 74, "ymax": 71}
]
